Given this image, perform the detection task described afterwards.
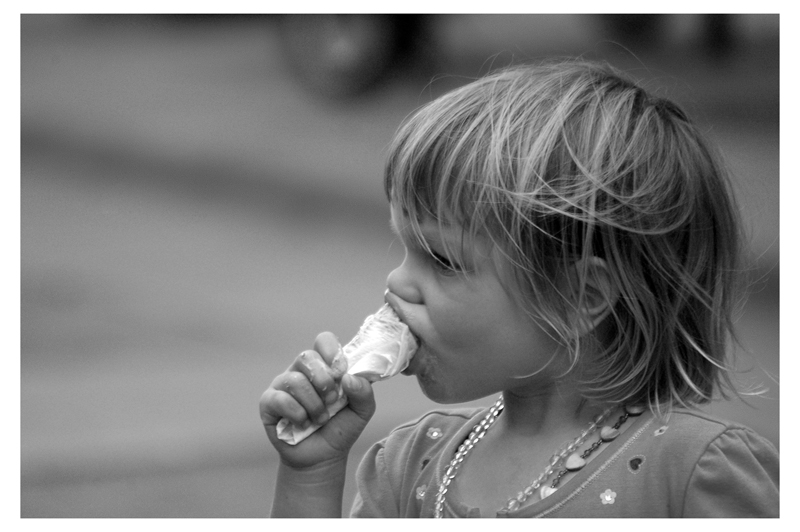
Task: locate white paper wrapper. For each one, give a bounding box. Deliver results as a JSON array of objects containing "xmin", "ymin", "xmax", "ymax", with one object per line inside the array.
[{"xmin": 276, "ymin": 304, "xmax": 418, "ymax": 445}]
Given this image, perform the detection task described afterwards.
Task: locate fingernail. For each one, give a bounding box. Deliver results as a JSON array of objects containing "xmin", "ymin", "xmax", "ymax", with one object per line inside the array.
[
  {"xmin": 325, "ymin": 390, "xmax": 339, "ymax": 405},
  {"xmin": 317, "ymin": 411, "xmax": 330, "ymax": 425},
  {"xmin": 332, "ymin": 346, "xmax": 348, "ymax": 375},
  {"xmin": 347, "ymin": 374, "xmax": 362, "ymax": 391}
]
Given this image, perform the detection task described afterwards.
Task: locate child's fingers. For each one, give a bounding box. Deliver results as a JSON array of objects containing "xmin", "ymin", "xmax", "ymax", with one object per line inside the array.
[
  {"xmin": 268, "ymin": 370, "xmax": 330, "ymax": 425},
  {"xmin": 340, "ymin": 374, "xmax": 376, "ymax": 423},
  {"xmin": 259, "ymin": 387, "xmax": 310, "ymax": 429},
  {"xmin": 313, "ymin": 332, "xmax": 348, "ymax": 378},
  {"xmin": 289, "ymin": 350, "xmax": 341, "ymax": 406}
]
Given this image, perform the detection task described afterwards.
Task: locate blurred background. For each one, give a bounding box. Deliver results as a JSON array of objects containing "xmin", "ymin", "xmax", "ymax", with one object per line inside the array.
[{"xmin": 21, "ymin": 14, "xmax": 779, "ymax": 517}]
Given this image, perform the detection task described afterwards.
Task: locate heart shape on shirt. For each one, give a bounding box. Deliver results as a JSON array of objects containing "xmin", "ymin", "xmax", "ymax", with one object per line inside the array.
[{"xmin": 628, "ymin": 455, "xmax": 645, "ymax": 474}]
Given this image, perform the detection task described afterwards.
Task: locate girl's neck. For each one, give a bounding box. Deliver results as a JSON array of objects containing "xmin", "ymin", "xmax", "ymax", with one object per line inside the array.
[
  {"xmin": 498, "ymin": 385, "xmax": 605, "ymax": 439},
  {"xmin": 497, "ymin": 341, "xmax": 608, "ymax": 438}
]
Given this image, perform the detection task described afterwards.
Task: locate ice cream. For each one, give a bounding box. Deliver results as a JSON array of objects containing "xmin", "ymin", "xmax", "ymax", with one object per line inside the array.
[{"xmin": 276, "ymin": 303, "xmax": 418, "ymax": 445}]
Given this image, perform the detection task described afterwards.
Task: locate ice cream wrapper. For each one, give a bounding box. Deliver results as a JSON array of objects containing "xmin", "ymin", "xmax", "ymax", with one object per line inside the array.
[{"xmin": 276, "ymin": 304, "xmax": 418, "ymax": 445}]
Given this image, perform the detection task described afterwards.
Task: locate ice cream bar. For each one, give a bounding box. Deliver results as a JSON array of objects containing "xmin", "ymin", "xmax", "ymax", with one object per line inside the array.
[{"xmin": 276, "ymin": 303, "xmax": 418, "ymax": 445}]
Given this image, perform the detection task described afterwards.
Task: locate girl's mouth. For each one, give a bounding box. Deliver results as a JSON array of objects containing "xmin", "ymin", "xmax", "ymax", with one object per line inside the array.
[{"xmin": 383, "ymin": 290, "xmax": 421, "ymax": 374}]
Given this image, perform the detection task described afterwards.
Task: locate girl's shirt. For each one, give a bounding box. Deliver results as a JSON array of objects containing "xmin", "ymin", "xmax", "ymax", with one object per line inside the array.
[{"xmin": 350, "ymin": 404, "xmax": 779, "ymax": 518}]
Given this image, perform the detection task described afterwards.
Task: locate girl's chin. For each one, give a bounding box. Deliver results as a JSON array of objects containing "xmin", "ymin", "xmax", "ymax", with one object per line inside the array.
[
  {"xmin": 414, "ymin": 375, "xmax": 473, "ymax": 405},
  {"xmin": 417, "ymin": 384, "xmax": 451, "ymax": 404},
  {"xmin": 416, "ymin": 372, "xmax": 500, "ymax": 405}
]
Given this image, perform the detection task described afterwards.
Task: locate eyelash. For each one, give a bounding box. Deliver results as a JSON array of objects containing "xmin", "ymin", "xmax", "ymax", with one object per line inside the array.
[{"xmin": 430, "ymin": 250, "xmax": 462, "ymax": 275}]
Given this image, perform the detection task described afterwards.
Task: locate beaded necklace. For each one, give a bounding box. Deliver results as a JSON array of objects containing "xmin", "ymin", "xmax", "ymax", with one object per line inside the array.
[{"xmin": 433, "ymin": 396, "xmax": 644, "ymax": 518}]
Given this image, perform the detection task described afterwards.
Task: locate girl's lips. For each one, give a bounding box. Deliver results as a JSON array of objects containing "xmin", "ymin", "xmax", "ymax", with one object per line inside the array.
[
  {"xmin": 384, "ymin": 290, "xmax": 421, "ymax": 374},
  {"xmin": 384, "ymin": 291, "xmax": 413, "ymax": 330},
  {"xmin": 383, "ymin": 290, "xmax": 400, "ymax": 312}
]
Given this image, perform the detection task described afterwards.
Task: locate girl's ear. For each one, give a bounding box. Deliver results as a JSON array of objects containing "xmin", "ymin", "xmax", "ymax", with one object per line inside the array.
[{"xmin": 564, "ymin": 257, "xmax": 618, "ymax": 337}]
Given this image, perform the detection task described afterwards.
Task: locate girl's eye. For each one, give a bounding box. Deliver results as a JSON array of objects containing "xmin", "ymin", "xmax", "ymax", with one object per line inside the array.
[{"xmin": 430, "ymin": 251, "xmax": 462, "ymax": 275}]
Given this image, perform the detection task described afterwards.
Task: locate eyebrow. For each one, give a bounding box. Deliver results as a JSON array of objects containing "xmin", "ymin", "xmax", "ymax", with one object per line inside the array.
[{"xmin": 390, "ymin": 215, "xmax": 456, "ymax": 256}]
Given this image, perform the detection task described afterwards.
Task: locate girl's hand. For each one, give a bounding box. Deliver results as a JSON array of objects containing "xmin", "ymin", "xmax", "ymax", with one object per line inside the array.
[{"xmin": 259, "ymin": 332, "xmax": 376, "ymax": 470}]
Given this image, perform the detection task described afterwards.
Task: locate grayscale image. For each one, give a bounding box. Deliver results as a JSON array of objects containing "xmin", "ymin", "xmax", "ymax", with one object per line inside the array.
[{"xmin": 21, "ymin": 14, "xmax": 779, "ymax": 518}]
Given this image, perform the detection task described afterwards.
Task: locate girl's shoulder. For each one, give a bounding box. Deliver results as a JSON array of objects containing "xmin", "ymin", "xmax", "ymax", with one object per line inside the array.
[
  {"xmin": 633, "ymin": 407, "xmax": 780, "ymax": 517},
  {"xmin": 622, "ymin": 407, "xmax": 779, "ymax": 486},
  {"xmin": 642, "ymin": 407, "xmax": 778, "ymax": 453},
  {"xmin": 526, "ymin": 407, "xmax": 779, "ymax": 518}
]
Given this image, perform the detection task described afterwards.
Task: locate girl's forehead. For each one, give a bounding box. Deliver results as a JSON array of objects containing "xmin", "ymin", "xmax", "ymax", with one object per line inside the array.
[{"xmin": 390, "ymin": 204, "xmax": 455, "ymax": 240}]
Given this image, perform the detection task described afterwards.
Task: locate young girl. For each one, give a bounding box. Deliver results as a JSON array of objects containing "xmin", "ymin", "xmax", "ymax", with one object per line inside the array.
[{"xmin": 259, "ymin": 59, "xmax": 779, "ymax": 518}]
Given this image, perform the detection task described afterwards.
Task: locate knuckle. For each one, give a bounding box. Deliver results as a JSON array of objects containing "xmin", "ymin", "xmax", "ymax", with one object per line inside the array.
[
  {"xmin": 270, "ymin": 370, "xmax": 290, "ymax": 389},
  {"xmin": 272, "ymin": 371, "xmax": 310, "ymax": 395},
  {"xmin": 259, "ymin": 389, "xmax": 291, "ymax": 425},
  {"xmin": 285, "ymin": 371, "xmax": 303, "ymax": 386},
  {"xmin": 297, "ymin": 349, "xmax": 321, "ymax": 368},
  {"xmin": 294, "ymin": 350, "xmax": 324, "ymax": 375}
]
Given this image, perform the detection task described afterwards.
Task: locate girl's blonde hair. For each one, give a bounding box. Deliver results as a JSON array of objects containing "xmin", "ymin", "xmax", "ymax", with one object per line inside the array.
[{"xmin": 385, "ymin": 60, "xmax": 745, "ymax": 410}]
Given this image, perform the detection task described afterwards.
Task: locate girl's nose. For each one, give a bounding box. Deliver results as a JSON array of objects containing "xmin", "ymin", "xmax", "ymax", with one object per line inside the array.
[{"xmin": 386, "ymin": 258, "xmax": 422, "ymax": 305}]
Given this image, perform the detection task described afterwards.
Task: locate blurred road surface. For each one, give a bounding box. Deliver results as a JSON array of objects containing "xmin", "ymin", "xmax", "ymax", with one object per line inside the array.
[{"xmin": 21, "ymin": 15, "xmax": 779, "ymax": 517}]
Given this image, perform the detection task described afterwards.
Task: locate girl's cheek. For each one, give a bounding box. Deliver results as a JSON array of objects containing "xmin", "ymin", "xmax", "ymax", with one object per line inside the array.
[{"xmin": 428, "ymin": 306, "xmax": 476, "ymax": 348}]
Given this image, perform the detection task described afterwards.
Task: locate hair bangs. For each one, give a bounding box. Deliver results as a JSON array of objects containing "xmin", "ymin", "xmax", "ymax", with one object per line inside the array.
[{"xmin": 383, "ymin": 87, "xmax": 510, "ymax": 270}]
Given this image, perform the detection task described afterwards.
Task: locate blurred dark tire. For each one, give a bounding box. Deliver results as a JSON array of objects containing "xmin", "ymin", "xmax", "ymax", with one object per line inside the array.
[
  {"xmin": 277, "ymin": 14, "xmax": 405, "ymax": 99},
  {"xmin": 601, "ymin": 14, "xmax": 665, "ymax": 49}
]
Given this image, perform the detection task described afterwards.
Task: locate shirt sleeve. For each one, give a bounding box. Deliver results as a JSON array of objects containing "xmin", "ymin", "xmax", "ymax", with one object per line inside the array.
[
  {"xmin": 682, "ymin": 428, "xmax": 779, "ymax": 517},
  {"xmin": 349, "ymin": 440, "xmax": 399, "ymax": 518}
]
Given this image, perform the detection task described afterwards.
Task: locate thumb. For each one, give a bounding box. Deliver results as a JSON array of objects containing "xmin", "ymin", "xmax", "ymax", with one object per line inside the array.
[{"xmin": 341, "ymin": 374, "xmax": 376, "ymax": 422}]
